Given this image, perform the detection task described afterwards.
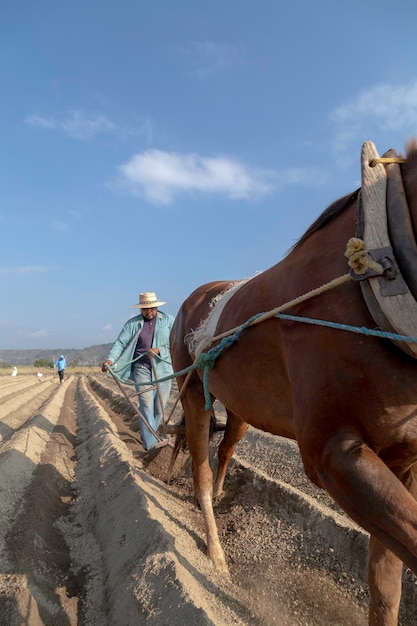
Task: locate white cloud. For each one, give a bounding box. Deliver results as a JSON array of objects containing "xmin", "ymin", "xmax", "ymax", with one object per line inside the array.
[
  {"xmin": 276, "ymin": 167, "xmax": 327, "ymax": 187},
  {"xmin": 184, "ymin": 40, "xmax": 245, "ymax": 77},
  {"xmin": 26, "ymin": 110, "xmax": 117, "ymax": 140},
  {"xmin": 102, "ymin": 324, "xmax": 113, "ymax": 332},
  {"xmin": 13, "ymin": 327, "xmax": 51, "ymax": 339},
  {"xmin": 51, "ymin": 220, "xmax": 69, "ymax": 232},
  {"xmin": 330, "ymin": 80, "xmax": 417, "ymax": 154},
  {"xmin": 117, "ymin": 150, "xmax": 274, "ymax": 204},
  {"xmin": 0, "ymin": 266, "xmax": 57, "ymax": 275},
  {"xmin": 25, "ymin": 109, "xmax": 152, "ymax": 141},
  {"xmin": 26, "ymin": 115, "xmax": 57, "ymax": 130},
  {"xmin": 332, "ymin": 81, "xmax": 417, "ymax": 129},
  {"xmin": 27, "ymin": 329, "xmax": 50, "ymax": 338}
]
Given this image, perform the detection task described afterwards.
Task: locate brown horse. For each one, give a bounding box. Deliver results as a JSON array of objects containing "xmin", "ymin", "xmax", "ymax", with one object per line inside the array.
[{"xmin": 170, "ymin": 140, "xmax": 417, "ymax": 626}]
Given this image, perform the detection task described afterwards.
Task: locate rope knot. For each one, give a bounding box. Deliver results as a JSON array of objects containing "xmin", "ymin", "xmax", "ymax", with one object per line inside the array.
[
  {"xmin": 195, "ymin": 333, "xmax": 240, "ymax": 370},
  {"xmin": 195, "ymin": 333, "xmax": 241, "ymax": 410},
  {"xmin": 195, "ymin": 351, "xmax": 217, "ymax": 370},
  {"xmin": 216, "ymin": 332, "xmax": 241, "ymax": 352},
  {"xmin": 345, "ymin": 237, "xmax": 383, "ymax": 275}
]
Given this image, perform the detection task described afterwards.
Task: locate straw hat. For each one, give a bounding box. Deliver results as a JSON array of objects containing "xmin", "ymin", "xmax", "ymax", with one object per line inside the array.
[{"xmin": 132, "ymin": 292, "xmax": 166, "ymax": 309}]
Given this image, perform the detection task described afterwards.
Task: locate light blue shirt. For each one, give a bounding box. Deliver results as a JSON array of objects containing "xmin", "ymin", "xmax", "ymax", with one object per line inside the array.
[
  {"xmin": 54, "ymin": 356, "xmax": 67, "ymax": 371},
  {"xmin": 106, "ymin": 311, "xmax": 175, "ymax": 382}
]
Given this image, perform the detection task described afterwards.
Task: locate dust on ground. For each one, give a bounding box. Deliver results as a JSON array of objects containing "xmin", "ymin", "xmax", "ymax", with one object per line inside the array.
[{"xmin": 0, "ymin": 373, "xmax": 416, "ymax": 625}]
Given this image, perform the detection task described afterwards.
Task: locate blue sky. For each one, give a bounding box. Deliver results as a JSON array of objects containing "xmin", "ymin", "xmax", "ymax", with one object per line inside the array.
[{"xmin": 1, "ymin": 1, "xmax": 417, "ymax": 350}]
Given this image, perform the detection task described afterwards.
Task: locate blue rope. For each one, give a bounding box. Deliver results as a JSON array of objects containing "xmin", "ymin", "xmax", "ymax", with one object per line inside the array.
[
  {"xmin": 108, "ymin": 352, "xmax": 174, "ymax": 387},
  {"xmin": 275, "ymin": 313, "xmax": 417, "ymax": 343},
  {"xmin": 109, "ymin": 311, "xmax": 417, "ymax": 411},
  {"xmin": 194, "ymin": 332, "xmax": 242, "ymax": 407}
]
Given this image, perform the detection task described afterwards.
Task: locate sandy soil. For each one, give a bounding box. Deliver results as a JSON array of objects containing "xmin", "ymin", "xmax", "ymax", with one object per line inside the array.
[{"xmin": 0, "ymin": 373, "xmax": 416, "ymax": 626}]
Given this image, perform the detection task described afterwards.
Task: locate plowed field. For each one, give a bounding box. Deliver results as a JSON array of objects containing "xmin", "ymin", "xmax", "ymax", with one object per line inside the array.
[{"xmin": 1, "ymin": 373, "xmax": 416, "ymax": 625}]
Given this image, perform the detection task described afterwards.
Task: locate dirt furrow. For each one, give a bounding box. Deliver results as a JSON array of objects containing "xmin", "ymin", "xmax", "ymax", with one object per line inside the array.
[
  {"xmin": 85, "ymin": 375, "xmax": 368, "ymax": 624},
  {"xmin": 0, "ymin": 377, "xmax": 41, "ymax": 395},
  {"xmin": 0, "ymin": 376, "xmax": 52, "ymax": 419},
  {"xmin": 88, "ymin": 373, "xmax": 417, "ymax": 625},
  {"xmin": 0, "ymin": 381, "xmax": 59, "ymax": 444},
  {"xmin": 0, "ymin": 377, "xmax": 77, "ymax": 626},
  {"xmin": 0, "ymin": 378, "xmax": 52, "ymax": 405},
  {"xmin": 70, "ymin": 376, "xmax": 251, "ymax": 626},
  {"xmin": 1, "ymin": 374, "xmax": 416, "ymax": 625}
]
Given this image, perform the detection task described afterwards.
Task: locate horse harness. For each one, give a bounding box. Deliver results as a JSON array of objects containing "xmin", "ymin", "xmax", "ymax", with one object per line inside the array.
[{"xmin": 349, "ymin": 141, "xmax": 417, "ymax": 359}]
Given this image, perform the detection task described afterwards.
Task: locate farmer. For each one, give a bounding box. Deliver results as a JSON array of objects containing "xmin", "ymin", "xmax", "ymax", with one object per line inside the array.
[
  {"xmin": 102, "ymin": 292, "xmax": 175, "ymax": 451},
  {"xmin": 54, "ymin": 354, "xmax": 67, "ymax": 383}
]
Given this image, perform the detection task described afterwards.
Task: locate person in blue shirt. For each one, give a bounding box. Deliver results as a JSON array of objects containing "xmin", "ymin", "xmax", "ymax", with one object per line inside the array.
[
  {"xmin": 54, "ymin": 355, "xmax": 67, "ymax": 383},
  {"xmin": 102, "ymin": 291, "xmax": 175, "ymax": 451}
]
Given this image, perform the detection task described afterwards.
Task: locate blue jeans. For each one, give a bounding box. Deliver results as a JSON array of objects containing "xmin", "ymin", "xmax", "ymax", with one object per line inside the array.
[{"xmin": 132, "ymin": 363, "xmax": 172, "ymax": 450}]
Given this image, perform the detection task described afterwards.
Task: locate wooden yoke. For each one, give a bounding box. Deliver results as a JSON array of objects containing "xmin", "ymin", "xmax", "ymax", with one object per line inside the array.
[{"xmin": 360, "ymin": 141, "xmax": 417, "ymax": 358}]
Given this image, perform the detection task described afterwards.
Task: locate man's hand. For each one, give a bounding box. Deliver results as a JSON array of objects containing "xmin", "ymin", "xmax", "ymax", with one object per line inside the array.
[
  {"xmin": 102, "ymin": 360, "xmax": 113, "ymax": 373},
  {"xmin": 147, "ymin": 348, "xmax": 160, "ymax": 356}
]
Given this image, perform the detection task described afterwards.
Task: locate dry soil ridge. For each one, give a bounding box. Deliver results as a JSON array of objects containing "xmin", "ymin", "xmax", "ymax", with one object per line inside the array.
[{"xmin": 0, "ymin": 373, "xmax": 416, "ymax": 625}]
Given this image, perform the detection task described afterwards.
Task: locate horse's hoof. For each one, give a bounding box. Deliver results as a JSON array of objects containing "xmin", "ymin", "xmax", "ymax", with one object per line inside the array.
[
  {"xmin": 213, "ymin": 490, "xmax": 224, "ymax": 504},
  {"xmin": 207, "ymin": 547, "xmax": 229, "ymax": 577}
]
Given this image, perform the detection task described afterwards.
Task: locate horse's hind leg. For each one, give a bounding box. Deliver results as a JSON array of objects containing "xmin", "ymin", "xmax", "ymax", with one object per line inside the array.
[
  {"xmin": 368, "ymin": 538, "xmax": 403, "ymax": 626},
  {"xmin": 214, "ymin": 410, "xmax": 248, "ymax": 498},
  {"xmin": 181, "ymin": 388, "xmax": 229, "ymax": 574},
  {"xmin": 310, "ymin": 433, "xmax": 417, "ymax": 625},
  {"xmin": 368, "ymin": 464, "xmax": 417, "ymax": 626}
]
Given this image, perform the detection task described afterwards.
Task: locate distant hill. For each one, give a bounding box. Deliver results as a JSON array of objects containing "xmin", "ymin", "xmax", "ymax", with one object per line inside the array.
[{"xmin": 0, "ymin": 344, "xmax": 113, "ymax": 367}]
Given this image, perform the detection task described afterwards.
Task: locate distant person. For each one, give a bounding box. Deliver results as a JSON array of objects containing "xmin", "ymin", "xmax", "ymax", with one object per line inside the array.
[
  {"xmin": 102, "ymin": 292, "xmax": 175, "ymax": 451},
  {"xmin": 54, "ymin": 354, "xmax": 67, "ymax": 383},
  {"xmin": 11, "ymin": 366, "xmax": 17, "ymax": 377}
]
